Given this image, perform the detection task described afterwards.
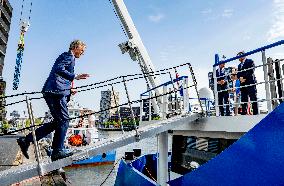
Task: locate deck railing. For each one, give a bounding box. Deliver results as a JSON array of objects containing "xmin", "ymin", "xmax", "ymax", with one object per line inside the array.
[{"xmin": 213, "ymin": 40, "xmax": 284, "ymax": 116}]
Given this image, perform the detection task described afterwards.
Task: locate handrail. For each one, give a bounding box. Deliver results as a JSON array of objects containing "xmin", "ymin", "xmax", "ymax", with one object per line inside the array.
[
  {"xmin": 140, "ymin": 76, "xmax": 188, "ymax": 96},
  {"xmin": 214, "ymin": 40, "xmax": 284, "ymax": 66}
]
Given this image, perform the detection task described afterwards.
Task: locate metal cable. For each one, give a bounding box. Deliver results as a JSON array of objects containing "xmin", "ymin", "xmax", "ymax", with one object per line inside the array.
[
  {"xmin": 1, "ymin": 64, "xmax": 191, "ymax": 108},
  {"xmin": 2, "ymin": 63, "xmax": 190, "ymax": 99},
  {"xmin": 0, "ymin": 83, "xmax": 195, "ymax": 136},
  {"xmin": 19, "ymin": 0, "xmax": 25, "ymax": 23},
  {"xmin": 108, "ymin": 0, "xmax": 128, "ymax": 39}
]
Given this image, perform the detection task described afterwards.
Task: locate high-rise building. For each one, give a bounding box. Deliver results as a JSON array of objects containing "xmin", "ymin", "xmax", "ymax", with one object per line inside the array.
[
  {"xmin": 118, "ymin": 106, "xmax": 140, "ymax": 119},
  {"xmin": 99, "ymin": 89, "xmax": 119, "ymax": 122},
  {"xmin": 0, "ymin": 0, "xmax": 12, "ymax": 76},
  {"xmin": 0, "ymin": 0, "xmax": 12, "ymax": 122}
]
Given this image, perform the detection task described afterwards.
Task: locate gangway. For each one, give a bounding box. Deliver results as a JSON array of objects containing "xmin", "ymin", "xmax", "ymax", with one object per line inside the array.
[{"xmin": 0, "ymin": 113, "xmax": 201, "ymax": 185}]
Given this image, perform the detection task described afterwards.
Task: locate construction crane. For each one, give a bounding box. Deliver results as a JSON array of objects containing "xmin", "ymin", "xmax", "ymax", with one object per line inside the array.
[{"xmin": 111, "ymin": 0, "xmax": 162, "ymax": 114}]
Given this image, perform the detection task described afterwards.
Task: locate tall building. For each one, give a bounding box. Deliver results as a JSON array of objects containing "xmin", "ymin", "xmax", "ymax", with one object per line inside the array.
[
  {"xmin": 99, "ymin": 89, "xmax": 119, "ymax": 122},
  {"xmin": 0, "ymin": 0, "xmax": 12, "ymax": 122},
  {"xmin": 119, "ymin": 106, "xmax": 140, "ymax": 119},
  {"xmin": 0, "ymin": 0, "xmax": 12, "ymax": 76}
]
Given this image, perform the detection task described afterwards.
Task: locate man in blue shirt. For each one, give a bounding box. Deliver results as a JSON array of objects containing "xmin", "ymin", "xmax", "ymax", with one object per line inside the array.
[
  {"xmin": 216, "ymin": 63, "xmax": 230, "ymax": 116},
  {"xmin": 17, "ymin": 40, "xmax": 90, "ymax": 161},
  {"xmin": 237, "ymin": 51, "xmax": 258, "ymax": 115}
]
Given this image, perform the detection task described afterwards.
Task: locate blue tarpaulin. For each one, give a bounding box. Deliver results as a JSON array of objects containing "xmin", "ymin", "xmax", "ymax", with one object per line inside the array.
[
  {"xmin": 114, "ymin": 160, "xmax": 156, "ymax": 186},
  {"xmin": 169, "ymin": 102, "xmax": 284, "ymax": 185}
]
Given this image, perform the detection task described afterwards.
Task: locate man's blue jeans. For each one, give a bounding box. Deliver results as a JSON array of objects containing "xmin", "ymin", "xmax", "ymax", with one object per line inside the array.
[{"xmin": 26, "ymin": 93, "xmax": 70, "ymax": 151}]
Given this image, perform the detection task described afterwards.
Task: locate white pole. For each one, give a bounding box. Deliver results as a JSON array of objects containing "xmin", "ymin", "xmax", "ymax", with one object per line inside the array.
[
  {"xmin": 262, "ymin": 51, "xmax": 272, "ymax": 112},
  {"xmin": 157, "ymin": 131, "xmax": 168, "ymax": 186},
  {"xmin": 162, "ymin": 85, "xmax": 168, "ymax": 120},
  {"xmin": 139, "ymin": 95, "xmax": 143, "ymax": 125},
  {"xmin": 213, "ymin": 66, "xmax": 219, "ymax": 116},
  {"xmin": 149, "ymin": 91, "xmax": 152, "ymax": 121},
  {"xmin": 183, "ymin": 77, "xmax": 189, "ymax": 114}
]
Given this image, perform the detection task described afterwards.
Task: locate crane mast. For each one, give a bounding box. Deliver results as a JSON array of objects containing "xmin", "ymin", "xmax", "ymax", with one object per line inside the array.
[{"xmin": 111, "ymin": 0, "xmax": 161, "ymax": 114}]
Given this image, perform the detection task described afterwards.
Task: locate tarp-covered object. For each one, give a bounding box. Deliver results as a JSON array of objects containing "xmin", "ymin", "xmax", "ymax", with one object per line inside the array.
[
  {"xmin": 169, "ymin": 102, "xmax": 284, "ymax": 185},
  {"xmin": 114, "ymin": 160, "xmax": 156, "ymax": 186}
]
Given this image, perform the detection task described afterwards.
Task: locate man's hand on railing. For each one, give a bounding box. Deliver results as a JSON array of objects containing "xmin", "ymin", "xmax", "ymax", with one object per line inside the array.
[
  {"xmin": 75, "ymin": 73, "xmax": 90, "ymax": 80},
  {"xmin": 218, "ymin": 80, "xmax": 226, "ymax": 85},
  {"xmin": 71, "ymin": 88, "xmax": 77, "ymax": 95}
]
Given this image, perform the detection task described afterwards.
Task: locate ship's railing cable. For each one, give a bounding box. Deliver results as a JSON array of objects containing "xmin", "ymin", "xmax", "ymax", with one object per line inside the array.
[
  {"xmin": 214, "ymin": 58, "xmax": 284, "ymax": 80},
  {"xmin": 213, "ymin": 39, "xmax": 284, "ymax": 115},
  {"xmin": 214, "ymin": 58, "xmax": 284, "ymax": 104},
  {"xmin": 1, "ymin": 63, "xmax": 190, "ymax": 99},
  {"xmin": 1, "ymin": 70, "xmax": 181, "ymax": 108},
  {"xmin": 0, "ymin": 84, "xmax": 195, "ymax": 136}
]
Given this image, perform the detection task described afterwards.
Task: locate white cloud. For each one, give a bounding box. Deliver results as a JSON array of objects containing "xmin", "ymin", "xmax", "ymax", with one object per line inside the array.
[
  {"xmin": 201, "ymin": 9, "xmax": 212, "ymax": 15},
  {"xmin": 268, "ymin": 0, "xmax": 284, "ymax": 42},
  {"xmin": 148, "ymin": 13, "xmax": 165, "ymax": 23},
  {"xmin": 222, "ymin": 9, "xmax": 234, "ymax": 18},
  {"xmin": 243, "ymin": 35, "xmax": 251, "ymax": 41}
]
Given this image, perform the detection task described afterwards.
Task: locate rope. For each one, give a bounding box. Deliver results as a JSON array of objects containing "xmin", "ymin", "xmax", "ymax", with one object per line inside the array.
[
  {"xmin": 134, "ymin": 158, "xmax": 157, "ymax": 182},
  {"xmin": 99, "ymin": 157, "xmax": 122, "ymax": 186}
]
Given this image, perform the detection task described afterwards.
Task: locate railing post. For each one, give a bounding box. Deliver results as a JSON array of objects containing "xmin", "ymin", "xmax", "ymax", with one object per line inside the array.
[
  {"xmin": 213, "ymin": 66, "xmax": 219, "ymax": 116},
  {"xmin": 182, "ymin": 77, "xmax": 189, "ymax": 114},
  {"xmin": 122, "ymin": 76, "xmax": 140, "ymax": 140},
  {"xmin": 262, "ymin": 50, "xmax": 272, "ymax": 112},
  {"xmin": 149, "ymin": 91, "xmax": 152, "ymax": 121},
  {"xmin": 162, "ymin": 85, "xmax": 168, "ymax": 120},
  {"xmin": 275, "ymin": 59, "xmax": 283, "ymax": 103},
  {"xmin": 139, "ymin": 95, "xmax": 143, "ymax": 125},
  {"xmin": 25, "ymin": 96, "xmax": 43, "ymax": 176},
  {"xmin": 157, "ymin": 131, "xmax": 168, "ymax": 186}
]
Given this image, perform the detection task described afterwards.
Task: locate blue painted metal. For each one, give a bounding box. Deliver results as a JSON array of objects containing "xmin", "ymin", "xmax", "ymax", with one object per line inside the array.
[
  {"xmin": 214, "ymin": 40, "xmax": 284, "ymax": 67},
  {"xmin": 168, "ymin": 102, "xmax": 284, "ymax": 185},
  {"xmin": 140, "ymin": 76, "xmax": 188, "ymax": 96},
  {"xmin": 215, "ymin": 54, "xmax": 219, "ymax": 65},
  {"xmin": 114, "ymin": 159, "xmax": 156, "ymax": 186},
  {"xmin": 13, "ymin": 48, "xmax": 24, "ymax": 90},
  {"xmin": 73, "ymin": 150, "xmax": 116, "ymax": 165}
]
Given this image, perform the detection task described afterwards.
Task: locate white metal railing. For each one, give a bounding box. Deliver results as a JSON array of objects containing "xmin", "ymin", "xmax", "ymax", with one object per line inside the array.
[
  {"xmin": 213, "ymin": 40, "xmax": 284, "ymax": 116},
  {"xmin": 140, "ymin": 76, "xmax": 192, "ymax": 123}
]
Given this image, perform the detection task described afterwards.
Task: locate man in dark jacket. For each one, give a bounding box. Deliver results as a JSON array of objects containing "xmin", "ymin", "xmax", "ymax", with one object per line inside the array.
[
  {"xmin": 237, "ymin": 51, "xmax": 258, "ymax": 115},
  {"xmin": 17, "ymin": 40, "xmax": 90, "ymax": 161},
  {"xmin": 216, "ymin": 63, "xmax": 230, "ymax": 116}
]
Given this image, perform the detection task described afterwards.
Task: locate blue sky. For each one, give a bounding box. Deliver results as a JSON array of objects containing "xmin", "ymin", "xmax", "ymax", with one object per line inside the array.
[{"xmin": 3, "ymin": 0, "xmax": 284, "ymax": 117}]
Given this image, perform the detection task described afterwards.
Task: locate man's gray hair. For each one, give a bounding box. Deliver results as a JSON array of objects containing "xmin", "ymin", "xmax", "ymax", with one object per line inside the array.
[{"xmin": 69, "ymin": 40, "xmax": 86, "ymax": 51}]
